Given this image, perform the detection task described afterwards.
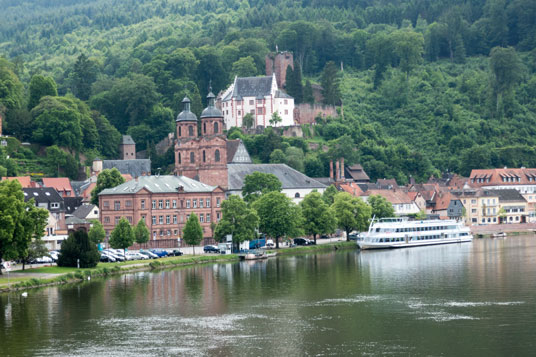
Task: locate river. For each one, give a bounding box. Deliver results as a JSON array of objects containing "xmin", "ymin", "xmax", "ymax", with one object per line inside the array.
[{"xmin": 2, "ymin": 235, "xmax": 536, "ymax": 356}]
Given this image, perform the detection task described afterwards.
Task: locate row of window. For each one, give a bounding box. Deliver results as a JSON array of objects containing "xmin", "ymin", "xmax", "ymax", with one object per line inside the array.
[
  {"xmin": 379, "ymin": 225, "xmax": 457, "ymax": 233},
  {"xmin": 104, "ymin": 198, "xmax": 221, "ymax": 211},
  {"xmin": 178, "ymin": 150, "xmax": 220, "ymax": 164},
  {"xmin": 104, "ymin": 212, "xmax": 221, "ymax": 226},
  {"xmin": 224, "ymin": 99, "xmax": 288, "ymax": 106}
]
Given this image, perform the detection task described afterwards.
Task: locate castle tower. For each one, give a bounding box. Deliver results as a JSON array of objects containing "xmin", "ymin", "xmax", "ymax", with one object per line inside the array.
[
  {"xmin": 174, "ymin": 96, "xmax": 199, "ymax": 178},
  {"xmin": 265, "ymin": 51, "xmax": 294, "ymax": 89},
  {"xmin": 119, "ymin": 135, "xmax": 136, "ymax": 160},
  {"xmin": 198, "ymin": 89, "xmax": 228, "ymax": 188}
]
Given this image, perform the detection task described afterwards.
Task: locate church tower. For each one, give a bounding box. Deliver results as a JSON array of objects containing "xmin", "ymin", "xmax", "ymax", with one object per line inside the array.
[{"xmin": 174, "ymin": 96, "xmax": 199, "ymax": 179}]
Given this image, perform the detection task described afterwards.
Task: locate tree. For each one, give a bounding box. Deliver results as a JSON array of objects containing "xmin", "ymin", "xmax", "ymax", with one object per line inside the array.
[
  {"xmin": 285, "ymin": 63, "xmax": 303, "ymax": 104},
  {"xmin": 44, "ymin": 145, "xmax": 79, "ymax": 179},
  {"xmin": 0, "ymin": 58, "xmax": 24, "ymax": 112},
  {"xmin": 243, "ymin": 112, "xmax": 254, "ymax": 129},
  {"xmin": 269, "ymin": 149, "xmax": 286, "ymax": 164},
  {"xmin": 231, "ymin": 56, "xmax": 257, "ymax": 79},
  {"xmin": 303, "ymin": 80, "xmax": 315, "ymax": 104},
  {"xmin": 0, "ymin": 180, "xmax": 48, "ymax": 274},
  {"xmin": 214, "ymin": 195, "xmax": 259, "ymax": 252},
  {"xmin": 368, "ymin": 195, "xmax": 395, "ymax": 219},
  {"xmin": 300, "ymin": 192, "xmax": 336, "ymax": 244},
  {"xmin": 57, "ymin": 230, "xmax": 100, "ymax": 268},
  {"xmin": 91, "ymin": 168, "xmax": 125, "ymax": 205},
  {"xmin": 70, "ymin": 54, "xmax": 97, "ymax": 100},
  {"xmin": 242, "ymin": 172, "xmax": 282, "ymax": 203},
  {"xmin": 285, "ymin": 146, "xmax": 305, "ymax": 172},
  {"xmin": 28, "ymin": 74, "xmax": 57, "ymax": 110},
  {"xmin": 183, "ymin": 213, "xmax": 203, "ymax": 255},
  {"xmin": 22, "ymin": 238, "xmax": 49, "ymax": 271},
  {"xmin": 322, "ymin": 185, "xmax": 338, "ymax": 205},
  {"xmin": 489, "ymin": 46, "xmax": 523, "ymax": 115},
  {"xmin": 134, "ymin": 219, "xmax": 150, "ymax": 246},
  {"xmin": 253, "ymin": 191, "xmax": 303, "ymax": 249},
  {"xmin": 332, "ymin": 192, "xmax": 371, "ymax": 241},
  {"xmin": 415, "ymin": 210, "xmax": 427, "ymax": 220},
  {"xmin": 391, "ymin": 30, "xmax": 424, "ymax": 80},
  {"xmin": 109, "ymin": 217, "xmax": 135, "ymax": 257},
  {"xmin": 269, "ymin": 111, "xmax": 282, "ymax": 127},
  {"xmin": 88, "ymin": 220, "xmax": 106, "ymax": 245},
  {"xmin": 320, "ymin": 61, "xmax": 341, "ymax": 105}
]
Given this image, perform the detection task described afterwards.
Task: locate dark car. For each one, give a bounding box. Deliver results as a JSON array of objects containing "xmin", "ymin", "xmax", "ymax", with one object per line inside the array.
[
  {"xmin": 167, "ymin": 249, "xmax": 183, "ymax": 257},
  {"xmin": 150, "ymin": 249, "xmax": 169, "ymax": 257},
  {"xmin": 294, "ymin": 238, "xmax": 315, "ymax": 246},
  {"xmin": 204, "ymin": 245, "xmax": 220, "ymax": 253}
]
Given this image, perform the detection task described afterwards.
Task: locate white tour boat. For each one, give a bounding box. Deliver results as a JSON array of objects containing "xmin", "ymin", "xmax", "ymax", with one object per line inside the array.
[{"xmin": 358, "ymin": 217, "xmax": 473, "ymax": 250}]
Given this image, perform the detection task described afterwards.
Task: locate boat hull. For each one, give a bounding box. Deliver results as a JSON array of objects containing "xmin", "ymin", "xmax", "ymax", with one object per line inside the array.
[{"xmin": 358, "ymin": 236, "xmax": 473, "ymax": 250}]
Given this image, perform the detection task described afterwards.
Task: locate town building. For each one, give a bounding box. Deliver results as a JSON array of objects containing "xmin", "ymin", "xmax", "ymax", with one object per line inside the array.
[
  {"xmin": 344, "ymin": 164, "xmax": 370, "ymax": 183},
  {"xmin": 360, "ymin": 189, "xmax": 420, "ymax": 216},
  {"xmin": 457, "ymin": 189, "xmax": 500, "ymax": 226},
  {"xmin": 72, "ymin": 204, "xmax": 99, "ymax": 221},
  {"xmin": 447, "ymin": 199, "xmax": 464, "ymax": 221},
  {"xmin": 469, "ymin": 168, "xmax": 536, "ymax": 193},
  {"xmin": 266, "ymin": 51, "xmax": 293, "ymax": 89},
  {"xmin": 120, "ymin": 135, "xmax": 136, "ymax": 160},
  {"xmin": 42, "ymin": 177, "xmax": 75, "ymax": 197},
  {"xmin": 98, "ymin": 175, "xmax": 225, "ymax": 244},
  {"xmin": 495, "ymin": 189, "xmax": 528, "ymax": 224},
  {"xmin": 219, "ymin": 74, "xmax": 295, "ymax": 129},
  {"xmin": 1, "ymin": 176, "xmax": 38, "ymax": 188}
]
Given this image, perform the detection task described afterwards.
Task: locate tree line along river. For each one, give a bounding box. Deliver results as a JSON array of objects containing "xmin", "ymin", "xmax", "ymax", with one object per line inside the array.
[{"xmin": 2, "ymin": 235, "xmax": 536, "ymax": 356}]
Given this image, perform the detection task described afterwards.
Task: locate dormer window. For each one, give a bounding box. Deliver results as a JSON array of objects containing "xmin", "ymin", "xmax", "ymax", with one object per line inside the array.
[{"xmin": 50, "ymin": 202, "xmax": 59, "ymax": 209}]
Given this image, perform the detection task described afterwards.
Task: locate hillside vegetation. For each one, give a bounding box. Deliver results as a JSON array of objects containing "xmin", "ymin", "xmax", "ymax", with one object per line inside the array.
[{"xmin": 0, "ymin": 0, "xmax": 535, "ymax": 182}]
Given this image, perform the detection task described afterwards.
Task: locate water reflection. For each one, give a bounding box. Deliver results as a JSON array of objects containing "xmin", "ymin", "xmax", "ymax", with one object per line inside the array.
[{"xmin": 2, "ymin": 236, "xmax": 536, "ymax": 356}]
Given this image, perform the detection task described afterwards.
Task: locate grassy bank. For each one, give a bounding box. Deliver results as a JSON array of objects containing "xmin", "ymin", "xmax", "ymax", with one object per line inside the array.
[{"xmin": 273, "ymin": 241, "xmax": 356, "ymax": 256}]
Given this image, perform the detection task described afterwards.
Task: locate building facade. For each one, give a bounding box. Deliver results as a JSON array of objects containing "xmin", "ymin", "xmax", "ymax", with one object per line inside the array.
[
  {"xmin": 99, "ymin": 175, "xmax": 225, "ymax": 242},
  {"xmin": 219, "ymin": 74, "xmax": 294, "ymax": 129}
]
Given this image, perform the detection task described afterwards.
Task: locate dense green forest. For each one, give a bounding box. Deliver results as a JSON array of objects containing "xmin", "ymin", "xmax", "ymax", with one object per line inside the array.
[{"xmin": 1, "ymin": 0, "xmax": 536, "ymax": 182}]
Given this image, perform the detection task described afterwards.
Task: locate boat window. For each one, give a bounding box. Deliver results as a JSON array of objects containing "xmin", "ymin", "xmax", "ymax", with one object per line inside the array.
[{"xmin": 376, "ymin": 228, "xmax": 380, "ymax": 233}]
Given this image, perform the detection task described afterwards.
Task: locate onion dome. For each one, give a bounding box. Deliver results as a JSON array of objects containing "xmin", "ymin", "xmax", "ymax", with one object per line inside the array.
[
  {"xmin": 200, "ymin": 90, "xmax": 223, "ymax": 119},
  {"xmin": 176, "ymin": 96, "xmax": 197, "ymax": 122}
]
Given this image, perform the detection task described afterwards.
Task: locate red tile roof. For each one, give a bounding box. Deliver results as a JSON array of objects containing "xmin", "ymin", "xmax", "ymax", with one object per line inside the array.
[
  {"xmin": 42, "ymin": 177, "xmax": 74, "ymax": 197},
  {"xmin": 470, "ymin": 168, "xmax": 536, "ymax": 187},
  {"xmin": 1, "ymin": 176, "xmax": 34, "ymax": 188},
  {"xmin": 339, "ymin": 182, "xmax": 364, "ymax": 197},
  {"xmin": 362, "ymin": 189, "xmax": 412, "ymax": 204}
]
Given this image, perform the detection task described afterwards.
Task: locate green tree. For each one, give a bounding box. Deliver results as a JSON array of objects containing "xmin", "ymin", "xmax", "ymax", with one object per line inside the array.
[
  {"xmin": 231, "ymin": 56, "xmax": 257, "ymax": 79},
  {"xmin": 70, "ymin": 54, "xmax": 97, "ymax": 100},
  {"xmin": 285, "ymin": 146, "xmax": 305, "ymax": 172},
  {"xmin": 269, "ymin": 111, "xmax": 283, "ymax": 127},
  {"xmin": 322, "ymin": 185, "xmax": 338, "ymax": 205},
  {"xmin": 242, "ymin": 172, "xmax": 282, "ymax": 203},
  {"xmin": 57, "ymin": 230, "xmax": 100, "ymax": 268},
  {"xmin": 285, "ymin": 63, "xmax": 303, "ymax": 103},
  {"xmin": 183, "ymin": 213, "xmax": 203, "ymax": 255},
  {"xmin": 44, "ymin": 145, "xmax": 79, "ymax": 179},
  {"xmin": 489, "ymin": 46, "xmax": 523, "ymax": 115},
  {"xmin": 391, "ymin": 30, "xmax": 424, "ymax": 80},
  {"xmin": 303, "ymin": 80, "xmax": 315, "ymax": 104},
  {"xmin": 28, "ymin": 74, "xmax": 57, "ymax": 110},
  {"xmin": 88, "ymin": 220, "xmax": 106, "ymax": 245},
  {"xmin": 91, "ymin": 111, "xmax": 121, "ymax": 158},
  {"xmin": 253, "ymin": 191, "xmax": 303, "ymax": 249},
  {"xmin": 300, "ymin": 192, "xmax": 336, "ymax": 244},
  {"xmin": 109, "ymin": 217, "xmax": 135, "ymax": 257},
  {"xmin": 368, "ymin": 195, "xmax": 395, "ymax": 219},
  {"xmin": 91, "ymin": 168, "xmax": 125, "ymax": 205},
  {"xmin": 0, "ymin": 180, "xmax": 48, "ymax": 273},
  {"xmin": 320, "ymin": 61, "xmax": 341, "ymax": 105},
  {"xmin": 304, "ymin": 155, "xmax": 324, "ymax": 177},
  {"xmin": 0, "ymin": 58, "xmax": 24, "ymax": 112},
  {"xmin": 214, "ymin": 195, "xmax": 259, "ymax": 252},
  {"xmin": 243, "ymin": 112, "xmax": 254, "ymax": 129},
  {"xmin": 134, "ymin": 219, "xmax": 150, "ymax": 246},
  {"xmin": 269, "ymin": 149, "xmax": 286, "ymax": 164},
  {"xmin": 332, "ymin": 192, "xmax": 371, "ymax": 241},
  {"xmin": 415, "ymin": 210, "xmax": 427, "ymax": 220},
  {"xmin": 367, "ymin": 32, "xmax": 394, "ymax": 88}
]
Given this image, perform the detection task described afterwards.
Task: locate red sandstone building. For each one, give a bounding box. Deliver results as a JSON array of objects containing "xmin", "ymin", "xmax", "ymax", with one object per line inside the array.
[{"xmin": 99, "ymin": 175, "xmax": 225, "ymax": 242}]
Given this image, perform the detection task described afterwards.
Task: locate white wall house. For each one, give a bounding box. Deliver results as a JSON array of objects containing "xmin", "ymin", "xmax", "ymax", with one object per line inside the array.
[{"xmin": 219, "ymin": 73, "xmax": 294, "ymax": 129}]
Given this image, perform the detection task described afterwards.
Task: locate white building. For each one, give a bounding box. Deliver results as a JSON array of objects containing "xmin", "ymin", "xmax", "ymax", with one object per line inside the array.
[{"xmin": 219, "ymin": 73, "xmax": 294, "ymax": 129}]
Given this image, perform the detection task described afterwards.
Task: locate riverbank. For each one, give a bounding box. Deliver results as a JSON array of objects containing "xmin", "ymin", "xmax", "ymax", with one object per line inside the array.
[
  {"xmin": 470, "ymin": 223, "xmax": 536, "ymax": 238},
  {"xmin": 0, "ymin": 242, "xmax": 357, "ymax": 293}
]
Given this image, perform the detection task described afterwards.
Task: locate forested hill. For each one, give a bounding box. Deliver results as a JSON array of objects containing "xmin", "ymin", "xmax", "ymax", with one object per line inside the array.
[{"xmin": 0, "ymin": 0, "xmax": 535, "ymax": 183}]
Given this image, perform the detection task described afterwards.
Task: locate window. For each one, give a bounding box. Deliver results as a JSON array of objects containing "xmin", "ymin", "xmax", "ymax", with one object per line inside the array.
[
  {"xmin": 172, "ymin": 200, "xmax": 177, "ymax": 208},
  {"xmin": 115, "ymin": 217, "xmax": 120, "ymax": 225},
  {"xmin": 284, "ymin": 99, "xmax": 288, "ymax": 104},
  {"xmin": 178, "ymin": 152, "xmax": 181, "ymax": 164},
  {"xmin": 206, "ymin": 199, "xmax": 211, "ymax": 208},
  {"xmin": 250, "ymin": 109, "xmax": 254, "ymax": 114},
  {"xmin": 472, "ymin": 218, "xmax": 477, "ymax": 223},
  {"xmin": 173, "ymin": 215, "xmax": 177, "ymax": 224},
  {"xmin": 141, "ymin": 200, "xmax": 145, "ymax": 209},
  {"xmin": 159, "ymin": 200, "xmax": 163, "ymax": 209},
  {"xmin": 160, "ymin": 230, "xmax": 164, "ymax": 236},
  {"xmin": 141, "ymin": 215, "xmax": 146, "ymax": 223},
  {"xmin": 104, "ymin": 216, "xmax": 110, "ymax": 223},
  {"xmin": 152, "ymin": 200, "xmax": 156, "ymax": 209},
  {"xmin": 152, "ymin": 216, "xmax": 156, "ymax": 225},
  {"xmin": 114, "ymin": 201, "xmax": 120, "ymax": 210},
  {"xmin": 174, "ymin": 230, "xmax": 178, "ymax": 236},
  {"xmin": 179, "ymin": 126, "xmax": 182, "ymax": 137},
  {"xmin": 127, "ymin": 216, "xmax": 132, "ymax": 224},
  {"xmin": 203, "ymin": 150, "xmax": 206, "ymax": 162},
  {"xmin": 257, "ymin": 107, "xmax": 263, "ymax": 115},
  {"xmin": 166, "ymin": 215, "xmax": 170, "ymax": 224},
  {"xmin": 159, "ymin": 216, "xmax": 163, "ymax": 224},
  {"xmin": 166, "ymin": 200, "xmax": 170, "ymax": 208},
  {"xmin": 200, "ymin": 214, "xmax": 204, "ymax": 223},
  {"xmin": 285, "ymin": 109, "xmax": 288, "ymax": 115},
  {"xmin": 249, "ymin": 100, "xmax": 254, "ymax": 105},
  {"xmin": 214, "ymin": 122, "xmax": 219, "ymax": 133},
  {"xmin": 471, "ymin": 200, "xmax": 477, "ymax": 204},
  {"xmin": 215, "ymin": 149, "xmax": 220, "ymax": 162},
  {"xmin": 103, "ymin": 201, "xmax": 109, "ymax": 209},
  {"xmin": 216, "ymin": 198, "xmax": 221, "ymax": 207},
  {"xmin": 189, "ymin": 126, "xmax": 194, "ymax": 136},
  {"xmin": 203, "ymin": 122, "xmax": 206, "ymax": 134},
  {"xmin": 199, "ymin": 199, "xmax": 204, "ymax": 208},
  {"xmin": 190, "ymin": 152, "xmax": 195, "ymax": 163},
  {"xmin": 186, "ymin": 200, "xmax": 191, "ymax": 208},
  {"xmin": 50, "ymin": 202, "xmax": 59, "ymax": 209},
  {"xmin": 125, "ymin": 200, "xmax": 132, "ymax": 207},
  {"xmin": 295, "ymin": 192, "xmax": 300, "ymax": 198},
  {"xmin": 193, "ymin": 199, "xmax": 198, "ymax": 208},
  {"xmin": 207, "ymin": 213, "xmax": 211, "ymax": 223},
  {"xmin": 238, "ymin": 110, "xmax": 241, "ymax": 115},
  {"xmin": 217, "ymin": 212, "xmax": 221, "ymax": 221}
]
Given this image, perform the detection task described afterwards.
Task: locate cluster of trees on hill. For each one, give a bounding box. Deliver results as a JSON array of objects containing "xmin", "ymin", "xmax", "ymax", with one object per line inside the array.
[{"xmin": 1, "ymin": 0, "xmax": 536, "ymax": 181}]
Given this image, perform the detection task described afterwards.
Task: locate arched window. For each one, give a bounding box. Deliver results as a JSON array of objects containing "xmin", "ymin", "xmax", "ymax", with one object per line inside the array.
[
  {"xmin": 295, "ymin": 192, "xmax": 300, "ymax": 198},
  {"xmin": 178, "ymin": 126, "xmax": 182, "ymax": 137},
  {"xmin": 203, "ymin": 122, "xmax": 206, "ymax": 134},
  {"xmin": 189, "ymin": 126, "xmax": 194, "ymax": 136},
  {"xmin": 190, "ymin": 152, "xmax": 195, "ymax": 163},
  {"xmin": 203, "ymin": 150, "xmax": 206, "ymax": 162},
  {"xmin": 214, "ymin": 122, "xmax": 219, "ymax": 134},
  {"xmin": 178, "ymin": 152, "xmax": 181, "ymax": 164},
  {"xmin": 215, "ymin": 149, "xmax": 220, "ymax": 162}
]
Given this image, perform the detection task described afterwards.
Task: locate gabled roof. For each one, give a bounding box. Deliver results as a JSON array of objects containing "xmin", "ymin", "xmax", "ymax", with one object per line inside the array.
[
  {"xmin": 231, "ymin": 76, "xmax": 273, "ymax": 99},
  {"xmin": 469, "ymin": 168, "xmax": 536, "ymax": 187},
  {"xmin": 64, "ymin": 197, "xmax": 83, "ymax": 214},
  {"xmin": 23, "ymin": 187, "xmax": 64, "ymax": 212},
  {"xmin": 99, "ymin": 175, "xmax": 217, "ymax": 196},
  {"xmin": 344, "ymin": 164, "xmax": 370, "ymax": 182},
  {"xmin": 73, "ymin": 204, "xmax": 98, "ymax": 219},
  {"xmin": 339, "ymin": 182, "xmax": 363, "ymax": 197},
  {"xmin": 42, "ymin": 177, "xmax": 74, "ymax": 197},
  {"xmin": 494, "ymin": 189, "xmax": 527, "ymax": 203},
  {"xmin": 227, "ymin": 140, "xmax": 252, "ymax": 164},
  {"xmin": 227, "ymin": 164, "xmax": 326, "ymax": 191},
  {"xmin": 432, "ymin": 191, "xmax": 453, "ymax": 211},
  {"xmin": 1, "ymin": 176, "xmax": 34, "ymax": 188},
  {"xmin": 121, "ymin": 135, "xmax": 135, "ymax": 145},
  {"xmin": 102, "ymin": 159, "xmax": 151, "ymax": 178}
]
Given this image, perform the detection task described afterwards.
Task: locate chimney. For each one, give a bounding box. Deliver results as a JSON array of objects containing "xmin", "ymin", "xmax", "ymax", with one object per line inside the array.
[
  {"xmin": 340, "ymin": 158, "xmax": 345, "ymax": 180},
  {"xmin": 330, "ymin": 160, "xmax": 334, "ymax": 181},
  {"xmin": 335, "ymin": 160, "xmax": 340, "ymax": 182}
]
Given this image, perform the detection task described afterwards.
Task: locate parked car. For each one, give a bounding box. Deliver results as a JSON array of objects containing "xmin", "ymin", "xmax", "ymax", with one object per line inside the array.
[
  {"xmin": 204, "ymin": 245, "xmax": 220, "ymax": 253},
  {"xmin": 139, "ymin": 250, "xmax": 159, "ymax": 259},
  {"xmin": 30, "ymin": 256, "xmax": 54, "ymax": 264},
  {"xmin": 293, "ymin": 238, "xmax": 315, "ymax": 246},
  {"xmin": 100, "ymin": 254, "xmax": 116, "ymax": 263},
  {"xmin": 167, "ymin": 249, "xmax": 183, "ymax": 257},
  {"xmin": 150, "ymin": 249, "xmax": 169, "ymax": 257},
  {"xmin": 126, "ymin": 252, "xmax": 147, "ymax": 260}
]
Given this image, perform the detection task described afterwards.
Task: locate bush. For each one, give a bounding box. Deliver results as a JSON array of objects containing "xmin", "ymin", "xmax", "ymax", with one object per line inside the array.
[{"xmin": 57, "ymin": 230, "xmax": 100, "ymax": 268}]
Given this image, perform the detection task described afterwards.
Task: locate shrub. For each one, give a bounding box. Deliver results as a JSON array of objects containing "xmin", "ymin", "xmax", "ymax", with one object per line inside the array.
[{"xmin": 57, "ymin": 230, "xmax": 100, "ymax": 268}]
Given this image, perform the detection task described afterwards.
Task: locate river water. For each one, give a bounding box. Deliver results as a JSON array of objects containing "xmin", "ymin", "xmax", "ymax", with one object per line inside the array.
[{"xmin": 2, "ymin": 235, "xmax": 536, "ymax": 356}]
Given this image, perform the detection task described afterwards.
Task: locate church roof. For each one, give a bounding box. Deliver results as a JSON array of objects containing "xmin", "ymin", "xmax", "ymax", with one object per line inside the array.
[
  {"xmin": 102, "ymin": 159, "xmax": 151, "ymax": 178},
  {"xmin": 176, "ymin": 96, "xmax": 198, "ymax": 122},
  {"xmin": 121, "ymin": 135, "xmax": 135, "ymax": 145},
  {"xmin": 99, "ymin": 175, "xmax": 217, "ymax": 196},
  {"xmin": 227, "ymin": 164, "xmax": 326, "ymax": 191},
  {"xmin": 200, "ymin": 91, "xmax": 223, "ymax": 118}
]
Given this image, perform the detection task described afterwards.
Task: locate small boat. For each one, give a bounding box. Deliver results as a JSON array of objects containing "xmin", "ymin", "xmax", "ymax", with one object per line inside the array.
[
  {"xmin": 492, "ymin": 232, "xmax": 507, "ymax": 238},
  {"xmin": 358, "ymin": 217, "xmax": 473, "ymax": 250},
  {"xmin": 239, "ymin": 250, "xmax": 271, "ymax": 260}
]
